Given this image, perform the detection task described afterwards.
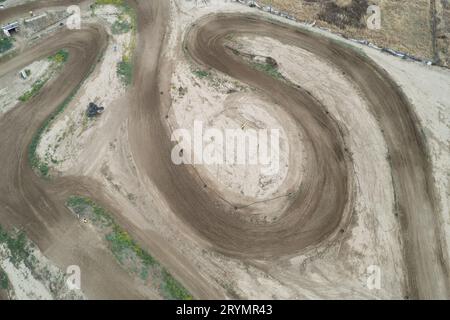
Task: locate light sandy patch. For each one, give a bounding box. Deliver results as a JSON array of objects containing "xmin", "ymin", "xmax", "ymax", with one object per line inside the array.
[
  {"xmin": 169, "ymin": 61, "xmax": 304, "ymax": 217},
  {"xmin": 0, "ymin": 59, "xmax": 51, "ymax": 114},
  {"xmin": 360, "ymin": 47, "xmax": 450, "ymax": 276}
]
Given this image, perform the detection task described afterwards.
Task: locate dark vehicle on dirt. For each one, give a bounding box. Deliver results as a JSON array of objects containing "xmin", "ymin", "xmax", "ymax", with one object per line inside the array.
[{"xmin": 86, "ymin": 102, "xmax": 104, "ymax": 117}]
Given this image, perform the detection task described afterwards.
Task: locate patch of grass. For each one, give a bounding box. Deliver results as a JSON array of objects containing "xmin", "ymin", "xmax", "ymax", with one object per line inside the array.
[
  {"xmin": 112, "ymin": 20, "xmax": 131, "ymax": 34},
  {"xmin": 28, "ymin": 45, "xmax": 105, "ymax": 178},
  {"xmin": 18, "ymin": 78, "xmax": 48, "ymax": 102},
  {"xmin": 67, "ymin": 196, "xmax": 114, "ymax": 227},
  {"xmin": 252, "ymin": 61, "xmax": 283, "ymax": 79},
  {"xmin": 48, "ymin": 49, "xmax": 69, "ymax": 64},
  {"xmin": 117, "ymin": 60, "xmax": 133, "ymax": 85},
  {"xmin": 66, "ymin": 196, "xmax": 193, "ymax": 300},
  {"xmin": 0, "ymin": 269, "xmax": 8, "ymax": 290},
  {"xmin": 95, "ymin": 0, "xmax": 124, "ymax": 5},
  {"xmin": 28, "ymin": 87, "xmax": 78, "ymax": 177},
  {"xmin": 193, "ymin": 70, "xmax": 210, "ymax": 78},
  {"xmin": 95, "ymin": 0, "xmax": 137, "ymax": 85},
  {"xmin": 0, "ymin": 37, "xmax": 12, "ymax": 54},
  {"xmin": 161, "ymin": 269, "xmax": 193, "ymax": 300},
  {"xmin": 318, "ymin": 0, "xmax": 369, "ymax": 29}
]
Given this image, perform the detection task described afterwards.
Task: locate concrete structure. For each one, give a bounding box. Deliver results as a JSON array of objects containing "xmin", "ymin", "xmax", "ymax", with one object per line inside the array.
[{"xmin": 2, "ymin": 21, "xmax": 20, "ymax": 37}]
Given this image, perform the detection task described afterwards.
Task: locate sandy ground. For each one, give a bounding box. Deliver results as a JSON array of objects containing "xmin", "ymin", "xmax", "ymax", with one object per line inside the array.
[
  {"xmin": 257, "ymin": 0, "xmax": 435, "ymax": 62},
  {"xmin": 0, "ymin": 0, "xmax": 448, "ymax": 300},
  {"xmin": 0, "ymin": 59, "xmax": 51, "ymax": 114}
]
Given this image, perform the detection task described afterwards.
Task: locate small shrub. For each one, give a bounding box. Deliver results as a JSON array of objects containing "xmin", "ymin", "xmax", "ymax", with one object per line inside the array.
[
  {"xmin": 162, "ymin": 269, "xmax": 193, "ymax": 300},
  {"xmin": 0, "ymin": 37, "xmax": 12, "ymax": 54},
  {"xmin": 0, "ymin": 226, "xmax": 31, "ymax": 266}
]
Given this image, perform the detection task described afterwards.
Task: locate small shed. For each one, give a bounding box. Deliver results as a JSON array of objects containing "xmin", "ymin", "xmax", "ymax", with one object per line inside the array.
[{"xmin": 2, "ymin": 21, "xmax": 20, "ymax": 37}]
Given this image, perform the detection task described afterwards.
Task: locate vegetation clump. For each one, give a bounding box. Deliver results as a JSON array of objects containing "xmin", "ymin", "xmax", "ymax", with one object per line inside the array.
[
  {"xmin": 66, "ymin": 196, "xmax": 193, "ymax": 300},
  {"xmin": 0, "ymin": 37, "xmax": 12, "ymax": 54}
]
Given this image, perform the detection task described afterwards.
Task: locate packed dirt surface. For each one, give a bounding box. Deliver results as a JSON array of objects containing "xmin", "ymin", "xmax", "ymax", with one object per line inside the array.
[{"xmin": 0, "ymin": 0, "xmax": 449, "ymax": 300}]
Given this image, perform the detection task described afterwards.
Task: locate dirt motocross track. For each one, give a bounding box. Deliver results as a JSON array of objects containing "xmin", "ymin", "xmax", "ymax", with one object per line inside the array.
[{"xmin": 0, "ymin": 0, "xmax": 449, "ymax": 299}]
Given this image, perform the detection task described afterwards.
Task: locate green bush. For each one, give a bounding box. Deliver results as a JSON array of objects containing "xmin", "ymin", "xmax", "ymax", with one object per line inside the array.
[
  {"xmin": 162, "ymin": 269, "xmax": 193, "ymax": 300},
  {"xmin": 95, "ymin": 0, "xmax": 124, "ymax": 5},
  {"xmin": 0, "ymin": 37, "xmax": 12, "ymax": 54},
  {"xmin": 112, "ymin": 20, "xmax": 131, "ymax": 34},
  {"xmin": 193, "ymin": 70, "xmax": 209, "ymax": 78}
]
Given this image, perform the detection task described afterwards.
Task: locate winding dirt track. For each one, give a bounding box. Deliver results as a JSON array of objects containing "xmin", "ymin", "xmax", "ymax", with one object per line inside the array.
[
  {"xmin": 0, "ymin": 0, "xmax": 449, "ymax": 299},
  {"xmin": 181, "ymin": 15, "xmax": 449, "ymax": 298}
]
